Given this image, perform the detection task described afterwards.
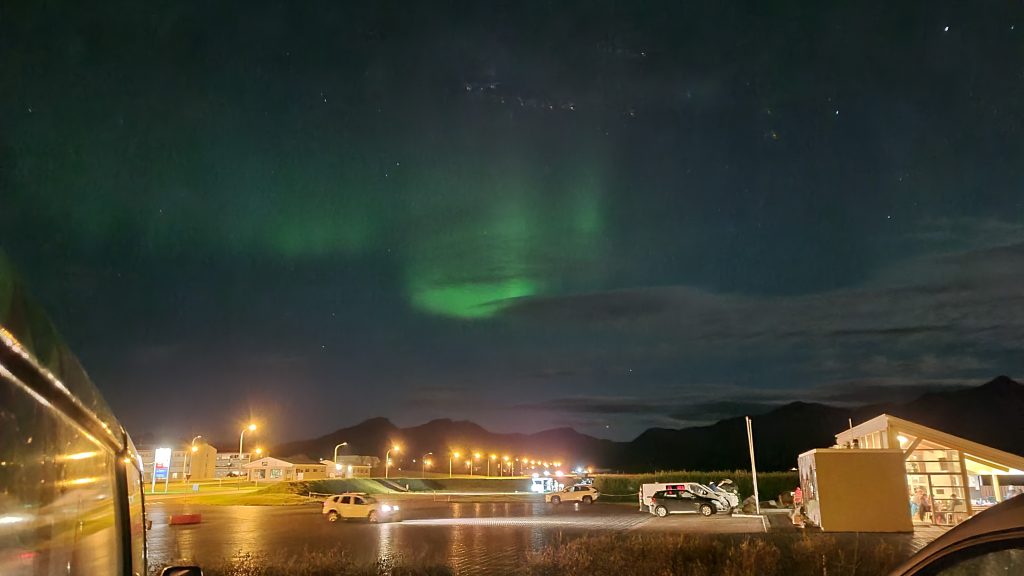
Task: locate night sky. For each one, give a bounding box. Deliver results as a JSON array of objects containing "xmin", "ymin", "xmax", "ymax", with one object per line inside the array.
[{"xmin": 2, "ymin": 1, "xmax": 1023, "ymax": 444}]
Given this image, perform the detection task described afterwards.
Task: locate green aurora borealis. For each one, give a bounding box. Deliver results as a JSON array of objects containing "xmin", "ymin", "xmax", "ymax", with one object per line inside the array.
[{"xmin": 4, "ymin": 0, "xmax": 1024, "ymax": 441}]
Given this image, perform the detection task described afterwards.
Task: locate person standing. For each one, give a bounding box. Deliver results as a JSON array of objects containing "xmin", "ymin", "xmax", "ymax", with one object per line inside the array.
[{"xmin": 912, "ymin": 487, "xmax": 930, "ymax": 522}]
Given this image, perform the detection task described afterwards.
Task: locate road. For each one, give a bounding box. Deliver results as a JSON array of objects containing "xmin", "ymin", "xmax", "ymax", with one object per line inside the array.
[{"xmin": 146, "ymin": 500, "xmax": 939, "ymax": 575}]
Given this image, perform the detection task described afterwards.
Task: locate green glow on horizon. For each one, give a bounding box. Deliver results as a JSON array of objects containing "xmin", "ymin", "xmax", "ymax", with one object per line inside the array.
[
  {"xmin": 410, "ymin": 278, "xmax": 538, "ymax": 318},
  {"xmin": 402, "ymin": 157, "xmax": 608, "ymax": 319}
]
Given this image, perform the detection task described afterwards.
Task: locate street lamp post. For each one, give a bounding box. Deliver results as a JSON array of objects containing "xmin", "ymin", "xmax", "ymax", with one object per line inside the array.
[
  {"xmin": 489, "ymin": 454, "xmax": 496, "ymax": 476},
  {"xmin": 239, "ymin": 423, "xmax": 257, "ymax": 476},
  {"xmin": 472, "ymin": 453, "xmax": 480, "ymax": 476},
  {"xmin": 333, "ymin": 442, "xmax": 349, "ymax": 463},
  {"xmin": 385, "ymin": 445, "xmax": 400, "ymax": 479},
  {"xmin": 450, "ymin": 452, "xmax": 460, "ymax": 478},
  {"xmin": 184, "ymin": 435, "xmax": 202, "ymax": 482},
  {"xmin": 503, "ymin": 456, "xmax": 510, "ymax": 477},
  {"xmin": 252, "ymin": 448, "xmax": 264, "ymax": 484},
  {"xmin": 422, "ymin": 452, "xmax": 433, "ymax": 476}
]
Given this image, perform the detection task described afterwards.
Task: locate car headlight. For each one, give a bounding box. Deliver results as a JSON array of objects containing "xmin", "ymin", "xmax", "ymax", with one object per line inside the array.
[{"xmin": 381, "ymin": 505, "xmax": 392, "ymax": 512}]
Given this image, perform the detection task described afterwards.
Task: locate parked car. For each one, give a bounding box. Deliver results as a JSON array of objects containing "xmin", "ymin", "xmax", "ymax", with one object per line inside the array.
[
  {"xmin": 640, "ymin": 482, "xmax": 738, "ymax": 513},
  {"xmin": 889, "ymin": 495, "xmax": 1023, "ymax": 575},
  {"xmin": 322, "ymin": 493, "xmax": 400, "ymax": 522},
  {"xmin": 649, "ymin": 489, "xmax": 719, "ymax": 517},
  {"xmin": 546, "ymin": 484, "xmax": 600, "ymax": 505}
]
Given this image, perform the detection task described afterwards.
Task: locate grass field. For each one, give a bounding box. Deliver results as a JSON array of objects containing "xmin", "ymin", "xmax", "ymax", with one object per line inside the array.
[
  {"xmin": 145, "ymin": 479, "xmax": 257, "ymax": 495},
  {"xmin": 159, "ymin": 471, "xmax": 796, "ymax": 506}
]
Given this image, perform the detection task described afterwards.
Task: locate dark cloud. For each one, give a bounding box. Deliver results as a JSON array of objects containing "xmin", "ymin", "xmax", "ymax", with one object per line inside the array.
[{"xmin": 502, "ymin": 240, "xmax": 1024, "ymax": 353}]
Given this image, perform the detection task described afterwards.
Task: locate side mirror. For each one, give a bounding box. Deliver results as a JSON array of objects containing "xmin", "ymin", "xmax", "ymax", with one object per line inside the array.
[{"xmin": 160, "ymin": 567, "xmax": 203, "ymax": 576}]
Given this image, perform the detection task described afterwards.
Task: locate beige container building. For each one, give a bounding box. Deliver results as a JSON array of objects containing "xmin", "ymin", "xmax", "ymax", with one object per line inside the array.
[{"xmin": 798, "ymin": 448, "xmax": 913, "ymax": 532}]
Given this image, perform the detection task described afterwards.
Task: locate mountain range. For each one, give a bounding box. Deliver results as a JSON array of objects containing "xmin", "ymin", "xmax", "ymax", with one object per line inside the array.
[{"xmin": 271, "ymin": 375, "xmax": 1024, "ymax": 472}]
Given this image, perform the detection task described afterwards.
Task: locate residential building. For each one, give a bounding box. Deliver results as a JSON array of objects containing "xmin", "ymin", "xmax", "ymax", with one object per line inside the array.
[
  {"xmin": 215, "ymin": 451, "xmax": 254, "ymax": 478},
  {"xmin": 244, "ymin": 456, "xmax": 327, "ymax": 482},
  {"xmin": 323, "ymin": 455, "xmax": 379, "ymax": 478}
]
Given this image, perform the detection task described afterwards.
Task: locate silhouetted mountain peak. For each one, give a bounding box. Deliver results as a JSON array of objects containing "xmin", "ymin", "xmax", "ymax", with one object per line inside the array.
[
  {"xmin": 980, "ymin": 375, "xmax": 1021, "ymax": 393},
  {"xmin": 273, "ymin": 376, "xmax": 1022, "ymax": 473}
]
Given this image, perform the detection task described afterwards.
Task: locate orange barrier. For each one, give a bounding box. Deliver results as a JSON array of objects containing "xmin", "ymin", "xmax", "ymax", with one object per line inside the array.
[{"xmin": 168, "ymin": 514, "xmax": 202, "ymax": 525}]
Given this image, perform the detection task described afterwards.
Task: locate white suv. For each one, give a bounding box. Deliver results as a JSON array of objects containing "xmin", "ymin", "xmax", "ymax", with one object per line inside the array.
[
  {"xmin": 322, "ymin": 493, "xmax": 400, "ymax": 523},
  {"xmin": 546, "ymin": 484, "xmax": 600, "ymax": 505}
]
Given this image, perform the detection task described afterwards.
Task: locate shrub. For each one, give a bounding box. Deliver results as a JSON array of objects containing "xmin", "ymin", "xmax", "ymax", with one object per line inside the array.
[
  {"xmin": 592, "ymin": 471, "xmax": 798, "ymax": 502},
  {"xmin": 527, "ymin": 533, "xmax": 908, "ymax": 576}
]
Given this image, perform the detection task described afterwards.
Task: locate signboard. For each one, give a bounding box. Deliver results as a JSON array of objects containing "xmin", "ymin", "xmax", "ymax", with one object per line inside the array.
[
  {"xmin": 154, "ymin": 447, "xmax": 172, "ymax": 481},
  {"xmin": 155, "ymin": 448, "xmax": 172, "ymax": 467}
]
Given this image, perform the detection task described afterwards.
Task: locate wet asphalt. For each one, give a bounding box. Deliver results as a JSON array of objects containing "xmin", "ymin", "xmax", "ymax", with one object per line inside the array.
[{"xmin": 146, "ymin": 499, "xmax": 761, "ymax": 573}]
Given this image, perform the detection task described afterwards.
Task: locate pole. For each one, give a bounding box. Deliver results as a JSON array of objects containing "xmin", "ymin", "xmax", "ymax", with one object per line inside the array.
[
  {"xmin": 745, "ymin": 416, "xmax": 761, "ymax": 515},
  {"xmin": 151, "ymin": 461, "xmax": 157, "ymax": 493},
  {"xmin": 385, "ymin": 449, "xmax": 392, "ymax": 479},
  {"xmin": 239, "ymin": 428, "xmax": 247, "ymax": 477},
  {"xmin": 185, "ymin": 435, "xmax": 202, "ymax": 482},
  {"xmin": 334, "ymin": 442, "xmax": 348, "ymax": 463}
]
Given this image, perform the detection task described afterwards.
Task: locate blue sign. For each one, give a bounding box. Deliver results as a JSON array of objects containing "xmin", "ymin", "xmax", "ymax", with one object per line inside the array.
[{"xmin": 154, "ymin": 466, "xmax": 168, "ymax": 480}]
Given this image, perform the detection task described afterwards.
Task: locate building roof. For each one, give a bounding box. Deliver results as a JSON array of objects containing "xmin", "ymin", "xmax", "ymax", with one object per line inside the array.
[
  {"xmin": 243, "ymin": 456, "xmax": 328, "ymax": 469},
  {"xmin": 836, "ymin": 413, "xmax": 1024, "ymax": 474}
]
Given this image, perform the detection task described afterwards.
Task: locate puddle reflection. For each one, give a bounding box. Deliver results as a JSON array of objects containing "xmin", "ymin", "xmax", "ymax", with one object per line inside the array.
[{"xmin": 147, "ymin": 502, "xmax": 629, "ymax": 573}]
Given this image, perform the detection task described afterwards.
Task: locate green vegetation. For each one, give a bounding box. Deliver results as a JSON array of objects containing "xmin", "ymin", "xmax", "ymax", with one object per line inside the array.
[
  {"xmin": 527, "ymin": 533, "xmax": 907, "ymax": 576},
  {"xmin": 592, "ymin": 471, "xmax": 799, "ymax": 502},
  {"xmin": 145, "ymin": 479, "xmax": 257, "ymax": 495},
  {"xmin": 185, "ymin": 492, "xmax": 315, "ymax": 506},
  {"xmin": 195, "ymin": 533, "xmax": 908, "ymax": 576}
]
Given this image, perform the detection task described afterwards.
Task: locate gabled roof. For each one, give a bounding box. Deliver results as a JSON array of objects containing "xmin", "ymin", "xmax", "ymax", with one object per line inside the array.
[
  {"xmin": 243, "ymin": 456, "xmax": 327, "ymax": 468},
  {"xmin": 837, "ymin": 413, "xmax": 1024, "ymax": 473}
]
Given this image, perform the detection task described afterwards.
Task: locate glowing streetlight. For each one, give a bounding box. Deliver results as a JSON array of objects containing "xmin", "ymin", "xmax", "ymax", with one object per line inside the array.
[
  {"xmin": 254, "ymin": 447, "xmax": 263, "ymax": 456},
  {"xmin": 488, "ymin": 454, "xmax": 497, "ymax": 476},
  {"xmin": 239, "ymin": 423, "xmax": 257, "ymax": 476},
  {"xmin": 503, "ymin": 455, "xmax": 510, "ymax": 477},
  {"xmin": 422, "ymin": 452, "xmax": 433, "ymax": 476},
  {"xmin": 385, "ymin": 445, "xmax": 400, "ymax": 479},
  {"xmin": 239, "ymin": 424, "xmax": 257, "ymax": 453},
  {"xmin": 333, "ymin": 442, "xmax": 349, "ymax": 463},
  {"xmin": 184, "ymin": 435, "xmax": 202, "ymax": 483},
  {"xmin": 472, "ymin": 452, "xmax": 481, "ymax": 476},
  {"xmin": 450, "ymin": 451, "xmax": 461, "ymax": 478}
]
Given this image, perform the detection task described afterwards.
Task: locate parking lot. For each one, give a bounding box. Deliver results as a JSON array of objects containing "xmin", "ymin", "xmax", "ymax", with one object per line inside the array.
[{"xmin": 146, "ymin": 500, "xmax": 774, "ymax": 572}]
